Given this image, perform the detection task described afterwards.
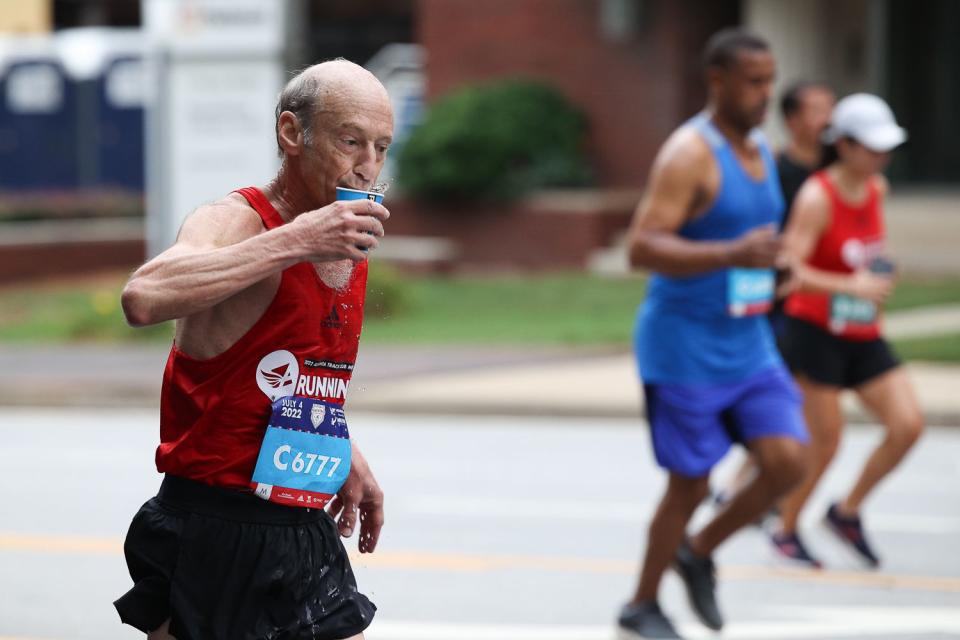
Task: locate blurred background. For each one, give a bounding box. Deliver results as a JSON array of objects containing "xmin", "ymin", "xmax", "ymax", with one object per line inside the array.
[
  {"xmin": 1, "ymin": 1, "xmax": 959, "ymax": 639},
  {"xmin": 0, "ymin": 0, "xmax": 957, "ymax": 351}
]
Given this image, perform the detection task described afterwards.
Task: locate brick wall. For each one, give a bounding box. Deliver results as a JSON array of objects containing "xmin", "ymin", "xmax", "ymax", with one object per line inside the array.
[
  {"xmin": 417, "ymin": 0, "xmax": 739, "ymax": 188},
  {"xmin": 0, "ymin": 240, "xmax": 144, "ymax": 285}
]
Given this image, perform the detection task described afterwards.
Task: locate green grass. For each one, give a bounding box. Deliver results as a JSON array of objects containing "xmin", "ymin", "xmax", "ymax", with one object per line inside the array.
[
  {"xmin": 1, "ymin": 271, "xmax": 959, "ymax": 358},
  {"xmin": 0, "ymin": 280, "xmax": 173, "ymax": 343},
  {"xmin": 885, "ymin": 279, "xmax": 960, "ymax": 312},
  {"xmin": 892, "ymin": 333, "xmax": 960, "ymax": 363},
  {"xmin": 363, "ymin": 272, "xmax": 647, "ymax": 345}
]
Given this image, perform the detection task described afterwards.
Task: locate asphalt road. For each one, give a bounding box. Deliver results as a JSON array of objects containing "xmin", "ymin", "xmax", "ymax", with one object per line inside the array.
[{"xmin": 1, "ymin": 408, "xmax": 958, "ymax": 640}]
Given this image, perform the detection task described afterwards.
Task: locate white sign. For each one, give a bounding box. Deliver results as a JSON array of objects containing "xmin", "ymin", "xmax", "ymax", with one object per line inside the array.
[
  {"xmin": 142, "ymin": 0, "xmax": 287, "ymax": 256},
  {"xmin": 143, "ymin": 0, "xmax": 284, "ymax": 56}
]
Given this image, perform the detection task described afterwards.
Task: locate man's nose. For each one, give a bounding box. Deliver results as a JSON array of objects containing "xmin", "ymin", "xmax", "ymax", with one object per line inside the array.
[{"xmin": 353, "ymin": 143, "xmax": 379, "ymax": 185}]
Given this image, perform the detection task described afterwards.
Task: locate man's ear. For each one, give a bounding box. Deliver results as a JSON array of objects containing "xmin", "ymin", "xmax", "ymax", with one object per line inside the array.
[{"xmin": 277, "ymin": 111, "xmax": 303, "ymax": 156}]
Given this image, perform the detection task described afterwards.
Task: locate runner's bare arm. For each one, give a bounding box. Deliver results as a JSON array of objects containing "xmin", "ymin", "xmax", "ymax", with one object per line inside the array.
[
  {"xmin": 627, "ymin": 128, "xmax": 780, "ymax": 275},
  {"xmin": 783, "ymin": 178, "xmax": 891, "ymax": 303},
  {"xmin": 121, "ymin": 195, "xmax": 389, "ymax": 326}
]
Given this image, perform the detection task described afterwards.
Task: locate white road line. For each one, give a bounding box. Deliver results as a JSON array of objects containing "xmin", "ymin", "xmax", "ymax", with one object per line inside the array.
[
  {"xmin": 397, "ymin": 495, "xmax": 655, "ymax": 522},
  {"xmin": 367, "ymin": 604, "xmax": 960, "ymax": 639},
  {"xmin": 367, "ymin": 622, "xmax": 609, "ymax": 640},
  {"xmin": 865, "ymin": 512, "xmax": 960, "ymax": 534}
]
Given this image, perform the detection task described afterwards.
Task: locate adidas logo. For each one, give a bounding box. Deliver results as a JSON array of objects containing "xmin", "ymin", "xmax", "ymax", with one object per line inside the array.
[{"xmin": 322, "ymin": 305, "xmax": 343, "ymax": 329}]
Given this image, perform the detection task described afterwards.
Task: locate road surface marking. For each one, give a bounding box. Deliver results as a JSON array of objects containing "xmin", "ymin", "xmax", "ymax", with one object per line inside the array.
[
  {"xmin": 2, "ymin": 531, "xmax": 958, "ymax": 593},
  {"xmin": 365, "ymin": 603, "xmax": 960, "ymax": 638}
]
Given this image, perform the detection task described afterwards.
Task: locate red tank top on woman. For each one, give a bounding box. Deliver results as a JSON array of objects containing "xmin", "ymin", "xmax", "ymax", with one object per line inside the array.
[
  {"xmin": 156, "ymin": 187, "xmax": 368, "ymax": 491},
  {"xmin": 785, "ymin": 171, "xmax": 886, "ymax": 341}
]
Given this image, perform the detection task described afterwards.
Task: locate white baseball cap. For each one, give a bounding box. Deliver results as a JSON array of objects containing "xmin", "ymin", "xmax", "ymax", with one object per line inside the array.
[{"xmin": 822, "ymin": 93, "xmax": 907, "ymax": 152}]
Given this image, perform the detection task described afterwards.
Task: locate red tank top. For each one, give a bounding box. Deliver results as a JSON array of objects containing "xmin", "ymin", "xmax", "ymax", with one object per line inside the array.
[
  {"xmin": 156, "ymin": 187, "xmax": 368, "ymax": 490},
  {"xmin": 785, "ymin": 171, "xmax": 885, "ymax": 341}
]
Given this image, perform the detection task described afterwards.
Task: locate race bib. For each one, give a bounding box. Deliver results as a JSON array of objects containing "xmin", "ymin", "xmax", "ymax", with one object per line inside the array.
[
  {"xmin": 829, "ymin": 294, "xmax": 877, "ymax": 333},
  {"xmin": 250, "ymin": 396, "xmax": 351, "ymax": 508},
  {"xmin": 727, "ymin": 268, "xmax": 774, "ymax": 317}
]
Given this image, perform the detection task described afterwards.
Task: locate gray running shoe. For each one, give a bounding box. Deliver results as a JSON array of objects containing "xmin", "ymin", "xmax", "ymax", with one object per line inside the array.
[
  {"xmin": 771, "ymin": 530, "xmax": 824, "ymax": 569},
  {"xmin": 673, "ymin": 540, "xmax": 724, "ymax": 631},
  {"xmin": 617, "ymin": 601, "xmax": 683, "ymax": 639}
]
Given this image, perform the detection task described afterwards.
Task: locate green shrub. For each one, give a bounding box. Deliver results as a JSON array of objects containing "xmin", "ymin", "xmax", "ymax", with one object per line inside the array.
[
  {"xmin": 397, "ymin": 78, "xmax": 593, "ymax": 201},
  {"xmin": 364, "ymin": 262, "xmax": 410, "ymax": 320}
]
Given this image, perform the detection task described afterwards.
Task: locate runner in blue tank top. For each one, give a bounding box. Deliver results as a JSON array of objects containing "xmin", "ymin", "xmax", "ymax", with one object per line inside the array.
[{"xmin": 616, "ymin": 29, "xmax": 809, "ymax": 640}]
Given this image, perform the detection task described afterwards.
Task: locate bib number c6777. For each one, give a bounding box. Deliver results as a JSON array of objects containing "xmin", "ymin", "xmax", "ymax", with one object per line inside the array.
[
  {"xmin": 727, "ymin": 268, "xmax": 774, "ymax": 317},
  {"xmin": 250, "ymin": 396, "xmax": 351, "ymax": 508},
  {"xmin": 829, "ymin": 294, "xmax": 877, "ymax": 334}
]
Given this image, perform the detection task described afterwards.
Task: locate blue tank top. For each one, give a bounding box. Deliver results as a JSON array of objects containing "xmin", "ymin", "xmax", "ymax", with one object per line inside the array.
[{"xmin": 635, "ymin": 114, "xmax": 785, "ymax": 384}]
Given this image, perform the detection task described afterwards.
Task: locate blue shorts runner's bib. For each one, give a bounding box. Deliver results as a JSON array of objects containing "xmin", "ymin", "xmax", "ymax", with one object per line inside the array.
[
  {"xmin": 251, "ymin": 396, "xmax": 352, "ymax": 508},
  {"xmin": 727, "ymin": 268, "xmax": 775, "ymax": 317}
]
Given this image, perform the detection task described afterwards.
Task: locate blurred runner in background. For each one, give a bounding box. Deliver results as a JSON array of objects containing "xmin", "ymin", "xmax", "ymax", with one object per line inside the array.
[
  {"xmin": 770, "ymin": 93, "xmax": 924, "ymax": 569},
  {"xmin": 776, "ymin": 82, "xmax": 836, "ymax": 227},
  {"xmin": 616, "ymin": 29, "xmax": 808, "ymax": 639},
  {"xmin": 715, "ymin": 82, "xmax": 835, "ymax": 510}
]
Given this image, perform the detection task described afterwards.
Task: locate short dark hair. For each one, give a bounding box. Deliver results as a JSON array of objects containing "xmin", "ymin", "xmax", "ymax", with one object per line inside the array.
[
  {"xmin": 780, "ymin": 81, "xmax": 830, "ymax": 119},
  {"xmin": 703, "ymin": 28, "xmax": 770, "ymax": 71}
]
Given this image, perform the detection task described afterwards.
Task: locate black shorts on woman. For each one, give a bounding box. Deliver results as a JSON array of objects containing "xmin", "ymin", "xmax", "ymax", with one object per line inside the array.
[{"xmin": 778, "ymin": 315, "xmax": 900, "ymax": 388}]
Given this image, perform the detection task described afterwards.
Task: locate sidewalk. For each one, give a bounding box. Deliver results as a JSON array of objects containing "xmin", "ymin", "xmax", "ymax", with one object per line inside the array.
[
  {"xmin": 349, "ymin": 304, "xmax": 960, "ymax": 424},
  {"xmin": 349, "ymin": 352, "xmax": 960, "ymax": 425}
]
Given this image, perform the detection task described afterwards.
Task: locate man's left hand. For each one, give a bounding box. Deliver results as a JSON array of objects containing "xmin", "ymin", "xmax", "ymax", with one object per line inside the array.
[{"xmin": 327, "ymin": 442, "xmax": 384, "ymax": 553}]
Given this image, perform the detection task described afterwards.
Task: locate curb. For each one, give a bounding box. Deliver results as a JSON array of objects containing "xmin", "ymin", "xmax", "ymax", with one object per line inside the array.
[{"xmin": 3, "ymin": 386, "xmax": 959, "ymax": 427}]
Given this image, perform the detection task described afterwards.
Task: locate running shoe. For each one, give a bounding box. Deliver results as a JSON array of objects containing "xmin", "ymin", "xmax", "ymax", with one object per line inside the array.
[
  {"xmin": 770, "ymin": 531, "xmax": 823, "ymax": 569},
  {"xmin": 616, "ymin": 601, "xmax": 683, "ymax": 639},
  {"xmin": 673, "ymin": 540, "xmax": 724, "ymax": 631},
  {"xmin": 825, "ymin": 502, "xmax": 881, "ymax": 568}
]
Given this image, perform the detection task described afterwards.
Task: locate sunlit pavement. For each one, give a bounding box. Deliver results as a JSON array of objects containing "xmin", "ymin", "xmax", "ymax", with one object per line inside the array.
[{"xmin": 1, "ymin": 408, "xmax": 958, "ymax": 640}]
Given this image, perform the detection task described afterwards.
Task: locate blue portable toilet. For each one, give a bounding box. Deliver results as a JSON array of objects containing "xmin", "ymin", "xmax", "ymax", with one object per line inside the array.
[
  {"xmin": 0, "ymin": 37, "xmax": 78, "ymax": 191},
  {"xmin": 97, "ymin": 55, "xmax": 146, "ymax": 192},
  {"xmin": 56, "ymin": 28, "xmax": 146, "ymax": 193}
]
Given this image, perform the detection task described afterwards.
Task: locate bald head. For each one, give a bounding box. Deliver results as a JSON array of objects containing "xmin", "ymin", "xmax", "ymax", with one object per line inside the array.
[{"xmin": 274, "ymin": 59, "xmax": 392, "ymax": 156}]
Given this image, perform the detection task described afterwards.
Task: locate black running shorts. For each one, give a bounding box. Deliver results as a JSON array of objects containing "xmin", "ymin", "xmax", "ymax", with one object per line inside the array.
[
  {"xmin": 114, "ymin": 475, "xmax": 375, "ymax": 640},
  {"xmin": 778, "ymin": 316, "xmax": 900, "ymax": 389}
]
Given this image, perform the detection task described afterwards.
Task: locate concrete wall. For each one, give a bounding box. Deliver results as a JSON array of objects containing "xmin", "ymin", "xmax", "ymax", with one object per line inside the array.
[{"xmin": 744, "ymin": 0, "xmax": 888, "ymax": 148}]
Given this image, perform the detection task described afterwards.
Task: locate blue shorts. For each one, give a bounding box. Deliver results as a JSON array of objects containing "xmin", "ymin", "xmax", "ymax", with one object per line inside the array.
[{"xmin": 643, "ymin": 366, "xmax": 808, "ymax": 478}]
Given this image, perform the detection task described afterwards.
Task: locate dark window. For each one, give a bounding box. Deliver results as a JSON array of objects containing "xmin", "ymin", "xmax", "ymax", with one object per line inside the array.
[{"xmin": 886, "ymin": 0, "xmax": 960, "ymax": 184}]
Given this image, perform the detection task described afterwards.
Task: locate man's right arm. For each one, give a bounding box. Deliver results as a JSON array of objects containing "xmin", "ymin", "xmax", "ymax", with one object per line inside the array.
[
  {"xmin": 121, "ymin": 196, "xmax": 388, "ymax": 326},
  {"xmin": 627, "ymin": 129, "xmax": 781, "ymax": 276}
]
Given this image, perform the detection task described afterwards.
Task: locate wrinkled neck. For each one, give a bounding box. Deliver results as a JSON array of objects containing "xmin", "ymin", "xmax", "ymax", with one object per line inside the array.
[{"xmin": 264, "ymin": 162, "xmax": 317, "ymax": 223}]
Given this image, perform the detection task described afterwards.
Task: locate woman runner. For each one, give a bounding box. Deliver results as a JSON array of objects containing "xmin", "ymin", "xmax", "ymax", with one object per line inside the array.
[{"xmin": 771, "ymin": 93, "xmax": 924, "ymax": 569}]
